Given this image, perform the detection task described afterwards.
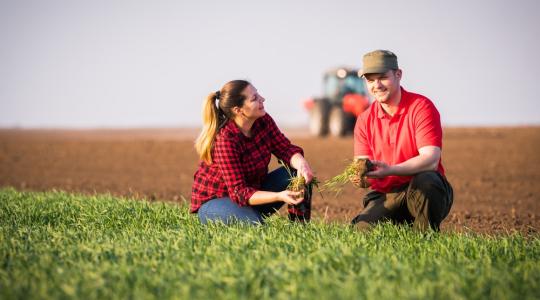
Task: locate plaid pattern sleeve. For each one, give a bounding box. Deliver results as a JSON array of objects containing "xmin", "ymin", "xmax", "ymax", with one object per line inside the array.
[{"xmin": 265, "ymin": 115, "xmax": 303, "ymax": 164}]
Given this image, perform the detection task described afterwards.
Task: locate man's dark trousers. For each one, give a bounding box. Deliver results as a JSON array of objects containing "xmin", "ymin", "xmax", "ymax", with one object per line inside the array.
[{"xmin": 351, "ymin": 171, "xmax": 453, "ymax": 231}]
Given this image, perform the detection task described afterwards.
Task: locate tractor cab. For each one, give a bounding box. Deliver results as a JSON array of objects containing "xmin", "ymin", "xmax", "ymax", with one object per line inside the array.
[
  {"xmin": 323, "ymin": 68, "xmax": 366, "ymax": 102},
  {"xmin": 304, "ymin": 68, "xmax": 370, "ymax": 137}
]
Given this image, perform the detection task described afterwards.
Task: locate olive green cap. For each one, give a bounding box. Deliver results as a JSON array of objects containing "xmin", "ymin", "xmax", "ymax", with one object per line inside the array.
[{"xmin": 360, "ymin": 50, "xmax": 399, "ymax": 76}]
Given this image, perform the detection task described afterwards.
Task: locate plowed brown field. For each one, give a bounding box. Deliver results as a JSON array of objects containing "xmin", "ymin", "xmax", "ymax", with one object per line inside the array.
[{"xmin": 1, "ymin": 127, "xmax": 539, "ymax": 234}]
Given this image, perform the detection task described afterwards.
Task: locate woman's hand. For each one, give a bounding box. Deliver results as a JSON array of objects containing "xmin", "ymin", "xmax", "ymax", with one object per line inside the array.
[
  {"xmin": 298, "ymin": 162, "xmax": 314, "ymax": 184},
  {"xmin": 290, "ymin": 153, "xmax": 314, "ymax": 183},
  {"xmin": 277, "ymin": 190, "xmax": 304, "ymax": 205}
]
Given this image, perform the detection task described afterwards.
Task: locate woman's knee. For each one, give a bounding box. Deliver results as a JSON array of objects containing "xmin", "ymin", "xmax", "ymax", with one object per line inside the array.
[{"xmin": 198, "ymin": 198, "xmax": 263, "ymax": 225}]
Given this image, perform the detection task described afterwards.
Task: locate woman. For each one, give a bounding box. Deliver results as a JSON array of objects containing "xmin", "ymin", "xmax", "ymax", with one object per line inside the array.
[{"xmin": 192, "ymin": 80, "xmax": 314, "ymax": 224}]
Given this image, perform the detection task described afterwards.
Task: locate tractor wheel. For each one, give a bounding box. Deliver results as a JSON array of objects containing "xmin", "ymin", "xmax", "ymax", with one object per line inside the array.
[
  {"xmin": 309, "ymin": 101, "xmax": 329, "ymax": 137},
  {"xmin": 329, "ymin": 106, "xmax": 347, "ymax": 137}
]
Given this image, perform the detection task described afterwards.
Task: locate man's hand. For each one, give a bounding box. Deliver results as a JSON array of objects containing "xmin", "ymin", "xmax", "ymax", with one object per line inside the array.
[
  {"xmin": 365, "ymin": 146, "xmax": 441, "ymax": 178},
  {"xmin": 365, "ymin": 160, "xmax": 393, "ymax": 178}
]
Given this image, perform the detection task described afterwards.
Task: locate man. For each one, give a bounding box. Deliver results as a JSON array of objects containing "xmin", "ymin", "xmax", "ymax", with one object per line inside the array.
[{"xmin": 350, "ymin": 50, "xmax": 453, "ymax": 231}]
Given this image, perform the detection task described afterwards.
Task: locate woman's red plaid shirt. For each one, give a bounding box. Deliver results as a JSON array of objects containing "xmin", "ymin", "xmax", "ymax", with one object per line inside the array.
[{"xmin": 191, "ymin": 114, "xmax": 303, "ymax": 212}]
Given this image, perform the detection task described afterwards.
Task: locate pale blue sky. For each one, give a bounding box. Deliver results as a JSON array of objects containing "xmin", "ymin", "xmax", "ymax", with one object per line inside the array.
[{"xmin": 1, "ymin": 0, "xmax": 539, "ymax": 128}]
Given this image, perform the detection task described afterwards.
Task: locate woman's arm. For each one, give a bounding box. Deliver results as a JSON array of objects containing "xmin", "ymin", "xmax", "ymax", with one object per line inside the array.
[
  {"xmin": 248, "ymin": 190, "xmax": 304, "ymax": 206},
  {"xmin": 290, "ymin": 153, "xmax": 314, "ymax": 183},
  {"xmin": 263, "ymin": 115, "xmax": 314, "ymax": 183}
]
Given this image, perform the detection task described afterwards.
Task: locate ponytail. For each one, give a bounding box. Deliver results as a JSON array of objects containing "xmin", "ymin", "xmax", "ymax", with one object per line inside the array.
[
  {"xmin": 194, "ymin": 80, "xmax": 250, "ymax": 164},
  {"xmin": 195, "ymin": 92, "xmax": 222, "ymax": 164}
]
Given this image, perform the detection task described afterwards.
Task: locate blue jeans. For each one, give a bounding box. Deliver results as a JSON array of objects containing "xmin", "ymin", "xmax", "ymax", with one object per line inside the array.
[{"xmin": 198, "ymin": 167, "xmax": 291, "ymax": 225}]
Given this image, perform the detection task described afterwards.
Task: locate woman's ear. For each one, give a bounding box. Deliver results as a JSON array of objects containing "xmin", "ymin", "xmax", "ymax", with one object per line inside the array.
[{"xmin": 232, "ymin": 106, "xmax": 242, "ymax": 116}]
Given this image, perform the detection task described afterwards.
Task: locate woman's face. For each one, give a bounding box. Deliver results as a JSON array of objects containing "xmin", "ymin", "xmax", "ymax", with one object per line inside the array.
[{"xmin": 239, "ymin": 84, "xmax": 266, "ymax": 120}]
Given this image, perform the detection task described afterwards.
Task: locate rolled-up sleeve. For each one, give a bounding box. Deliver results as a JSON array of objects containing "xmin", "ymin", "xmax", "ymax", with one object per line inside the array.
[
  {"xmin": 266, "ymin": 115, "xmax": 303, "ymax": 164},
  {"xmin": 214, "ymin": 136, "xmax": 257, "ymax": 206}
]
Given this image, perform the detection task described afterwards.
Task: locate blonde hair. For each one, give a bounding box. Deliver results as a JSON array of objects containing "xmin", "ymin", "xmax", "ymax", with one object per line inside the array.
[{"xmin": 194, "ymin": 80, "xmax": 250, "ymax": 163}]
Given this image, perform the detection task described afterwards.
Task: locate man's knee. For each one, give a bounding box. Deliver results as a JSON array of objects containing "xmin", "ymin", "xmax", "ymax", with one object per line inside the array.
[
  {"xmin": 409, "ymin": 171, "xmax": 444, "ymax": 192},
  {"xmin": 407, "ymin": 171, "xmax": 453, "ymax": 231},
  {"xmin": 351, "ymin": 197, "xmax": 392, "ymax": 225},
  {"xmin": 408, "ymin": 171, "xmax": 452, "ymax": 208}
]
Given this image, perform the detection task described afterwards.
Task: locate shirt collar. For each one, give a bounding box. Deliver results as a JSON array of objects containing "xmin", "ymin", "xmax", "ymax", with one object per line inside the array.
[
  {"xmin": 222, "ymin": 117, "xmax": 264, "ymax": 138},
  {"xmin": 376, "ymin": 87, "xmax": 409, "ymax": 119},
  {"xmin": 222, "ymin": 119, "xmax": 241, "ymax": 137},
  {"xmin": 224, "ymin": 118, "xmax": 237, "ymax": 130}
]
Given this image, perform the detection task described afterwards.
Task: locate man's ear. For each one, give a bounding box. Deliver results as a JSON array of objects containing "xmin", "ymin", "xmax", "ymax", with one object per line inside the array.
[{"xmin": 395, "ymin": 69, "xmax": 402, "ymax": 80}]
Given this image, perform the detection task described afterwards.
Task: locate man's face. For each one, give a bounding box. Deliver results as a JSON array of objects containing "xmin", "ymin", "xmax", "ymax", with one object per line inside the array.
[{"xmin": 364, "ymin": 69, "xmax": 402, "ymax": 104}]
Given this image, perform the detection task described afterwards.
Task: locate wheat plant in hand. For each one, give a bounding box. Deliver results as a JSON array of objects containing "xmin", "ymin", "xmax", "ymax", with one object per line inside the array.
[
  {"xmin": 279, "ymin": 160, "xmax": 321, "ymax": 222},
  {"xmin": 323, "ymin": 158, "xmax": 374, "ymax": 194}
]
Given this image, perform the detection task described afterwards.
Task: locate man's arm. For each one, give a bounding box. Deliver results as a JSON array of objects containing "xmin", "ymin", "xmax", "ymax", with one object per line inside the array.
[{"xmin": 366, "ymin": 146, "xmax": 440, "ymax": 178}]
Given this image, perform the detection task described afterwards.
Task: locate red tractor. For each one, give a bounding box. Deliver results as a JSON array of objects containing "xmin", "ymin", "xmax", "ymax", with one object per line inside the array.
[{"xmin": 303, "ymin": 68, "xmax": 370, "ymax": 137}]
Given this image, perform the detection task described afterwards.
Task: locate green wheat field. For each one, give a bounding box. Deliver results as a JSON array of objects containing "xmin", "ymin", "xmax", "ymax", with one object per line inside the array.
[{"xmin": 1, "ymin": 187, "xmax": 539, "ymax": 299}]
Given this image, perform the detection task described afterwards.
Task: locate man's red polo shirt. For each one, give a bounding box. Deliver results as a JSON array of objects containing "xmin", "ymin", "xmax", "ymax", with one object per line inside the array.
[{"xmin": 354, "ymin": 87, "xmax": 445, "ymax": 193}]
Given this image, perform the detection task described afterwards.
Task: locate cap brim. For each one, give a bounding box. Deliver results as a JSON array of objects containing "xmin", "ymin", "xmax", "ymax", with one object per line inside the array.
[{"xmin": 360, "ymin": 67, "xmax": 391, "ymax": 77}]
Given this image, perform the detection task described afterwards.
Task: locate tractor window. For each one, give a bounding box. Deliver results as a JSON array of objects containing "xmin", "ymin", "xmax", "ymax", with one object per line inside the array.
[
  {"xmin": 343, "ymin": 76, "xmax": 366, "ymax": 95},
  {"xmin": 323, "ymin": 76, "xmax": 340, "ymax": 99}
]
